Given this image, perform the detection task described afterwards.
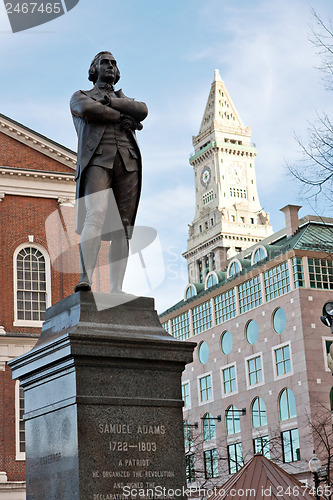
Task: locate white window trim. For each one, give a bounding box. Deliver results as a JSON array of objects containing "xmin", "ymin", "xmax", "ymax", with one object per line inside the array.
[
  {"xmin": 15, "ymin": 381, "xmax": 25, "ymax": 461},
  {"xmin": 322, "ymin": 336, "xmax": 333, "ymax": 372},
  {"xmin": 13, "ymin": 242, "xmax": 52, "ymax": 327},
  {"xmin": 205, "ymin": 271, "xmax": 219, "ymax": 290},
  {"xmin": 184, "ymin": 283, "xmax": 197, "ymax": 302},
  {"xmin": 220, "ymin": 362, "xmax": 238, "ymax": 398},
  {"xmin": 244, "ymin": 352, "xmax": 265, "ymax": 389},
  {"xmin": 251, "ymin": 244, "xmax": 268, "ymax": 265},
  {"xmin": 272, "ymin": 341, "xmax": 293, "ymax": 381},
  {"xmin": 197, "ymin": 371, "xmax": 214, "ymax": 406},
  {"xmin": 182, "ymin": 380, "xmax": 191, "ymax": 410},
  {"xmin": 227, "ymin": 259, "xmax": 242, "ymax": 279}
]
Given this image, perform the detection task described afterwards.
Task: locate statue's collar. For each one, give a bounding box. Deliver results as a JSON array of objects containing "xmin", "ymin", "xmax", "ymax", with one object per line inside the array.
[{"xmin": 96, "ymin": 83, "xmax": 114, "ymax": 92}]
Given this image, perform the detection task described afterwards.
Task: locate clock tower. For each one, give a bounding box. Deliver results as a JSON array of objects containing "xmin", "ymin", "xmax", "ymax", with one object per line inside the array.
[{"xmin": 183, "ymin": 70, "xmax": 273, "ymax": 284}]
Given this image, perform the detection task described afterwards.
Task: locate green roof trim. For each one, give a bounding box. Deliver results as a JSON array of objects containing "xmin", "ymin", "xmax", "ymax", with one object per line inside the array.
[
  {"xmin": 159, "ymin": 221, "xmax": 333, "ymax": 318},
  {"xmin": 189, "ymin": 141, "xmax": 257, "ymax": 162}
]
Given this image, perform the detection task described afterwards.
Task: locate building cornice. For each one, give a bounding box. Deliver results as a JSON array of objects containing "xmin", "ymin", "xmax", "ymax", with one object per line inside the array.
[
  {"xmin": 0, "ymin": 336, "xmax": 37, "ymax": 371},
  {"xmin": 189, "ymin": 141, "xmax": 257, "ymax": 166},
  {"xmin": 0, "ymin": 114, "xmax": 77, "ymax": 170},
  {"xmin": 0, "ymin": 166, "xmax": 75, "ymax": 200}
]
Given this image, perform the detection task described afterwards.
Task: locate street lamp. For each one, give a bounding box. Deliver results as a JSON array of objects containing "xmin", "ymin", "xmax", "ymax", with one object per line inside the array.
[
  {"xmin": 320, "ymin": 301, "xmax": 333, "ymax": 328},
  {"xmin": 309, "ymin": 451, "xmax": 327, "ymax": 500}
]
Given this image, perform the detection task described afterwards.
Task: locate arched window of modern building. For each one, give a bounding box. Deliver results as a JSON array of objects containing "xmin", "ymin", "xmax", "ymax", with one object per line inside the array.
[
  {"xmin": 226, "ymin": 405, "xmax": 241, "ymax": 435},
  {"xmin": 205, "ymin": 271, "xmax": 218, "ymax": 289},
  {"xmin": 279, "ymin": 388, "xmax": 297, "ymax": 421},
  {"xmin": 13, "ymin": 243, "xmax": 51, "ymax": 327},
  {"xmin": 227, "ymin": 259, "xmax": 241, "ymax": 278},
  {"xmin": 251, "ymin": 245, "xmax": 267, "ymax": 265},
  {"xmin": 203, "ymin": 413, "xmax": 216, "ymax": 441},
  {"xmin": 185, "ymin": 283, "xmax": 197, "ymax": 300},
  {"xmin": 251, "ymin": 397, "xmax": 268, "ymax": 428}
]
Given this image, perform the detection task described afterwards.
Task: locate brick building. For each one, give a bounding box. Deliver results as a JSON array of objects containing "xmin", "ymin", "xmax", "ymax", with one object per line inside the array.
[
  {"xmin": 0, "ymin": 112, "xmax": 79, "ymax": 498},
  {"xmin": 160, "ymin": 206, "xmax": 333, "ymax": 490}
]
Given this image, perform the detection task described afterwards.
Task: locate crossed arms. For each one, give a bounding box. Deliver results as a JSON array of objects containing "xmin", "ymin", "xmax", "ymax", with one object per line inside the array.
[{"xmin": 70, "ymin": 90, "xmax": 148, "ymax": 125}]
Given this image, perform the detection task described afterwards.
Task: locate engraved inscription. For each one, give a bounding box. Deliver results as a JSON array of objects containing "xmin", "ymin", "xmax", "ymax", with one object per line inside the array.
[{"xmin": 92, "ymin": 420, "xmax": 176, "ymax": 498}]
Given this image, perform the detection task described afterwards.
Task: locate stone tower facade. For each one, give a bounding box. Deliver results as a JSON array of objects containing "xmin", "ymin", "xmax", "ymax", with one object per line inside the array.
[{"xmin": 183, "ymin": 70, "xmax": 273, "ymax": 284}]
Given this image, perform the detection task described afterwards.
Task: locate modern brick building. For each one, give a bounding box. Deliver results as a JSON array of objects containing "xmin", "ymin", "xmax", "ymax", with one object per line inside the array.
[
  {"xmin": 160, "ymin": 72, "xmax": 333, "ymax": 492},
  {"xmin": 0, "ymin": 112, "xmax": 79, "ymax": 498},
  {"xmin": 161, "ymin": 207, "xmax": 333, "ymax": 489}
]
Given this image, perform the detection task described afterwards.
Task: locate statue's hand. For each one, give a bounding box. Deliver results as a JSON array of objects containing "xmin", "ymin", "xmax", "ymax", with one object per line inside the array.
[
  {"xmin": 120, "ymin": 114, "xmax": 143, "ymax": 131},
  {"xmin": 98, "ymin": 95, "xmax": 111, "ymax": 106}
]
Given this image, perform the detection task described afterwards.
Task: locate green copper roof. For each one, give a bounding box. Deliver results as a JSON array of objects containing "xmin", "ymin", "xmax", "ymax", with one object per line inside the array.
[{"xmin": 159, "ymin": 220, "xmax": 333, "ymax": 318}]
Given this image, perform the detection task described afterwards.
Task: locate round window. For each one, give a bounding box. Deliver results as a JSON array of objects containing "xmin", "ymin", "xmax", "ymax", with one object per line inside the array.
[
  {"xmin": 273, "ymin": 308, "xmax": 287, "ymax": 334},
  {"xmin": 198, "ymin": 341, "xmax": 209, "ymax": 364},
  {"xmin": 246, "ymin": 320, "xmax": 259, "ymax": 345},
  {"xmin": 221, "ymin": 331, "xmax": 233, "ymax": 355}
]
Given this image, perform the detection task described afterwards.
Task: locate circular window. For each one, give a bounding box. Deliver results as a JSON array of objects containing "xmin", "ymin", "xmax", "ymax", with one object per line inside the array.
[
  {"xmin": 198, "ymin": 341, "xmax": 209, "ymax": 364},
  {"xmin": 273, "ymin": 308, "xmax": 287, "ymax": 334},
  {"xmin": 221, "ymin": 331, "xmax": 233, "ymax": 355},
  {"xmin": 246, "ymin": 320, "xmax": 259, "ymax": 345}
]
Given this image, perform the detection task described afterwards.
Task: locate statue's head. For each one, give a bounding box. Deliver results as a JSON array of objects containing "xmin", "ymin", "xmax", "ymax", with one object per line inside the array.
[{"xmin": 88, "ymin": 51, "xmax": 121, "ymax": 85}]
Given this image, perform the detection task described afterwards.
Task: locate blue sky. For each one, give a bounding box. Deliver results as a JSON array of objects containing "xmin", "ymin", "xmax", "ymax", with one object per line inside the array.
[{"xmin": 0, "ymin": 0, "xmax": 332, "ymax": 312}]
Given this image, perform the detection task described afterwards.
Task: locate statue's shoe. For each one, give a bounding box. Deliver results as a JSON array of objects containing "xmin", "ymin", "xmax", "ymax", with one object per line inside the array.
[{"xmin": 74, "ymin": 280, "xmax": 91, "ymax": 292}]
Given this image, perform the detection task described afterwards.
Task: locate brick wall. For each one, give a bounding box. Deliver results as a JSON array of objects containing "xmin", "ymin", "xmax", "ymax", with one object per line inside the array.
[
  {"xmin": 0, "ymin": 128, "xmax": 80, "ymax": 481},
  {"xmin": 0, "ymin": 132, "xmax": 73, "ymax": 173},
  {"xmin": 0, "ymin": 364, "xmax": 25, "ymax": 481}
]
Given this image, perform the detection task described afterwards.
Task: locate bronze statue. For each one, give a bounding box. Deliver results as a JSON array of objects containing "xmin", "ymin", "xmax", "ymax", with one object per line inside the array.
[{"xmin": 70, "ymin": 51, "xmax": 148, "ymax": 293}]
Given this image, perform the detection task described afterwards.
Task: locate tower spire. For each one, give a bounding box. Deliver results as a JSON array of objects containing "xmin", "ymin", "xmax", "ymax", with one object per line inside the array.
[
  {"xmin": 197, "ymin": 70, "xmax": 244, "ymax": 139},
  {"xmin": 214, "ymin": 69, "xmax": 222, "ymax": 82}
]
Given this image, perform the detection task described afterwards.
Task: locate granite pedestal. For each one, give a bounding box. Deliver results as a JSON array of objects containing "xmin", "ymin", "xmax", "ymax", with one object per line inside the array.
[{"xmin": 9, "ymin": 293, "xmax": 195, "ymax": 500}]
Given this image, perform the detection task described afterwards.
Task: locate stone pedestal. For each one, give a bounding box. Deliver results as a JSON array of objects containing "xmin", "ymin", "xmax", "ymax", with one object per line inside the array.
[{"xmin": 8, "ymin": 293, "xmax": 195, "ymax": 500}]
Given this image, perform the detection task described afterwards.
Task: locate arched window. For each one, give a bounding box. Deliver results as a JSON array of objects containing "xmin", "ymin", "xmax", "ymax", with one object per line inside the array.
[
  {"xmin": 205, "ymin": 272, "xmax": 218, "ymax": 289},
  {"xmin": 185, "ymin": 284, "xmax": 197, "ymax": 301},
  {"xmin": 14, "ymin": 244, "xmax": 51, "ymax": 326},
  {"xmin": 226, "ymin": 406, "xmax": 240, "ymax": 435},
  {"xmin": 252, "ymin": 397, "xmax": 267, "ymax": 428},
  {"xmin": 203, "ymin": 413, "xmax": 216, "ymax": 441},
  {"xmin": 279, "ymin": 388, "xmax": 297, "ymax": 421},
  {"xmin": 252, "ymin": 246, "xmax": 267, "ymax": 265},
  {"xmin": 228, "ymin": 260, "xmax": 241, "ymax": 278}
]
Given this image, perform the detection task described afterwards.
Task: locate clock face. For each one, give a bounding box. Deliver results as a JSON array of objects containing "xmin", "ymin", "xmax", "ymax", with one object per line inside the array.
[{"xmin": 200, "ymin": 166, "xmax": 211, "ymax": 188}]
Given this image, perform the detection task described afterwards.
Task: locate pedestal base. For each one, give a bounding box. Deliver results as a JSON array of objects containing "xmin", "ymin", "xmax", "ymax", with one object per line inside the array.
[{"xmin": 9, "ymin": 293, "xmax": 195, "ymax": 500}]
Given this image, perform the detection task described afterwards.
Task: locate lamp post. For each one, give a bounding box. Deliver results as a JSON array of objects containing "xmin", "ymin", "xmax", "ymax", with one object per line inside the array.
[{"xmin": 309, "ymin": 451, "xmax": 327, "ymax": 500}]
